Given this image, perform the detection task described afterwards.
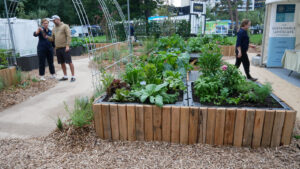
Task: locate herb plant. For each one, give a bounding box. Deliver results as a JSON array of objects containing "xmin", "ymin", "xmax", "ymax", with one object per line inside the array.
[{"xmin": 109, "ymin": 88, "xmax": 135, "ymax": 102}]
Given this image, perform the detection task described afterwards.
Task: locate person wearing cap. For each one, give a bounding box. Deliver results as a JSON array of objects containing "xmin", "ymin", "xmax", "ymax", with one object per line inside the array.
[
  {"xmin": 33, "ymin": 18, "xmax": 56, "ymax": 81},
  {"xmin": 47, "ymin": 15, "xmax": 75, "ymax": 82}
]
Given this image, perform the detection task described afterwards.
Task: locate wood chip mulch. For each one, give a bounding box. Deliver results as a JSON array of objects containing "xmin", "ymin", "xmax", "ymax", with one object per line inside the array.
[{"xmin": 1, "ymin": 123, "xmax": 300, "ymax": 169}]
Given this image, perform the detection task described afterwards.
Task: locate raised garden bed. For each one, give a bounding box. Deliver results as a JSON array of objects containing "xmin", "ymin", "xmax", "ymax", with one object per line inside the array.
[
  {"xmin": 0, "ymin": 66, "xmax": 16, "ymax": 86},
  {"xmin": 70, "ymin": 46, "xmax": 85, "ymax": 56},
  {"xmin": 220, "ymin": 45, "xmax": 235, "ymax": 57}
]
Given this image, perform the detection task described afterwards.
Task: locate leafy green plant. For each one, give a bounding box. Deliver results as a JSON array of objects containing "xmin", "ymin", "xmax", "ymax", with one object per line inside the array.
[
  {"xmin": 294, "ymin": 135, "xmax": 300, "ymax": 139},
  {"xmin": 106, "ymin": 79, "xmax": 129, "ymax": 97},
  {"xmin": 163, "ymin": 71, "xmax": 186, "ymax": 91},
  {"xmin": 144, "ymin": 63, "xmax": 161, "ymax": 84},
  {"xmin": 241, "ymin": 82, "xmax": 272, "ymax": 103},
  {"xmin": 14, "ymin": 69, "xmax": 23, "ymax": 85},
  {"xmin": 122, "ymin": 63, "xmax": 145, "ymax": 88},
  {"xmin": 194, "ymin": 75, "xmax": 222, "ymax": 103},
  {"xmin": 187, "ymin": 37, "xmax": 203, "ymax": 53},
  {"xmin": 109, "ymin": 88, "xmax": 135, "ymax": 102},
  {"xmin": 94, "ymin": 72, "xmax": 114, "ymax": 98},
  {"xmin": 131, "ymin": 82, "xmax": 178, "ymax": 107},
  {"xmin": 31, "ymin": 77, "xmax": 40, "ymax": 83},
  {"xmin": 65, "ymin": 96, "xmax": 93, "ymax": 128},
  {"xmin": 156, "ymin": 34, "xmax": 186, "ymax": 52},
  {"xmin": 197, "ymin": 43, "xmax": 223, "ymax": 76},
  {"xmin": 56, "ymin": 117, "xmax": 63, "ymax": 131}
]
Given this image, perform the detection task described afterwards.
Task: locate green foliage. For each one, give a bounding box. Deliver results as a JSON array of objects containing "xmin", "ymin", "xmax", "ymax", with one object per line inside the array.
[
  {"xmin": 156, "ymin": 34, "xmax": 186, "ymax": 52},
  {"xmin": 143, "ymin": 63, "xmax": 161, "ymax": 84},
  {"xmin": 95, "ymin": 72, "xmax": 114, "ymax": 98},
  {"xmin": 227, "ymin": 34, "xmax": 263, "ymax": 46},
  {"xmin": 0, "ymin": 49, "xmax": 10, "ymax": 69},
  {"xmin": 131, "ymin": 82, "xmax": 178, "ymax": 107},
  {"xmin": 163, "ymin": 71, "xmax": 186, "ymax": 91},
  {"xmin": 65, "ymin": 97, "xmax": 93, "ymax": 128},
  {"xmin": 109, "ymin": 88, "xmax": 135, "ymax": 102},
  {"xmin": 194, "ymin": 63, "xmax": 272, "ymax": 105},
  {"xmin": 71, "ymin": 38, "xmax": 84, "ymax": 48},
  {"xmin": 31, "ymin": 77, "xmax": 40, "ymax": 83},
  {"xmin": 197, "ymin": 43, "xmax": 223, "ymax": 76},
  {"xmin": 175, "ymin": 20, "xmax": 190, "ymax": 38},
  {"xmin": 294, "ymin": 135, "xmax": 300, "ymax": 139},
  {"xmin": 122, "ymin": 63, "xmax": 145, "ymax": 88},
  {"xmin": 56, "ymin": 117, "xmax": 63, "ymax": 131},
  {"xmin": 187, "ymin": 37, "xmax": 203, "ymax": 53},
  {"xmin": 106, "ymin": 79, "xmax": 129, "ymax": 97}
]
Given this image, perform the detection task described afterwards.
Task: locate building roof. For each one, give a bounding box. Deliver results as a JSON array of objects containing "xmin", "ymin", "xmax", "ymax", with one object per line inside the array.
[{"xmin": 266, "ymin": 0, "xmax": 300, "ymax": 4}]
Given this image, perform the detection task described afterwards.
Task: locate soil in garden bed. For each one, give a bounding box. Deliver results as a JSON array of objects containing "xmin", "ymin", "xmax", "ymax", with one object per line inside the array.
[
  {"xmin": 101, "ymin": 90, "xmax": 184, "ymax": 104},
  {"xmin": 191, "ymin": 83, "xmax": 283, "ymax": 108}
]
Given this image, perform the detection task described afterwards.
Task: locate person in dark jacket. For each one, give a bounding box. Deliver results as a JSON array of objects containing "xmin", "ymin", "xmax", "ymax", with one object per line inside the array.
[
  {"xmin": 130, "ymin": 23, "xmax": 135, "ymax": 42},
  {"xmin": 235, "ymin": 19, "xmax": 257, "ymax": 81},
  {"xmin": 33, "ymin": 18, "xmax": 55, "ymax": 81}
]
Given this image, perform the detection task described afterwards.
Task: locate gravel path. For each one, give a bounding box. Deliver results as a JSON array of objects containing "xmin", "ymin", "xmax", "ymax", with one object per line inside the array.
[{"xmin": 0, "ymin": 125, "xmax": 300, "ymax": 169}]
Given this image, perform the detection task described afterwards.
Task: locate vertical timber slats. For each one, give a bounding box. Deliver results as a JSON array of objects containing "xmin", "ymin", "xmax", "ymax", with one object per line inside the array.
[
  {"xmin": 252, "ymin": 110, "xmax": 265, "ymax": 148},
  {"xmin": 144, "ymin": 105, "xmax": 153, "ymax": 141},
  {"xmin": 153, "ymin": 106, "xmax": 162, "ymax": 141},
  {"xmin": 162, "ymin": 106, "xmax": 171, "ymax": 142},
  {"xmin": 271, "ymin": 110, "xmax": 285, "ymax": 147},
  {"xmin": 281, "ymin": 110, "xmax": 297, "ymax": 145},
  {"xmin": 189, "ymin": 107, "xmax": 199, "ymax": 144},
  {"xmin": 93, "ymin": 104, "xmax": 296, "ymax": 148},
  {"xmin": 102, "ymin": 104, "xmax": 112, "ymax": 140},
  {"xmin": 206, "ymin": 108, "xmax": 216, "ymax": 145},
  {"xmin": 224, "ymin": 109, "xmax": 236, "ymax": 145},
  {"xmin": 261, "ymin": 110, "xmax": 275, "ymax": 147},
  {"xmin": 214, "ymin": 108, "xmax": 226, "ymax": 146},
  {"xmin": 127, "ymin": 105, "xmax": 136, "ymax": 141},
  {"xmin": 180, "ymin": 107, "xmax": 190, "ymax": 144},
  {"xmin": 234, "ymin": 109, "xmax": 246, "ymax": 147},
  {"xmin": 118, "ymin": 105, "xmax": 127, "ymax": 141},
  {"xmin": 171, "ymin": 106, "xmax": 180, "ymax": 143},
  {"xmin": 136, "ymin": 105, "xmax": 145, "ymax": 141},
  {"xmin": 243, "ymin": 110, "xmax": 255, "ymax": 147},
  {"xmin": 110, "ymin": 104, "xmax": 119, "ymax": 141},
  {"xmin": 93, "ymin": 104, "xmax": 104, "ymax": 139}
]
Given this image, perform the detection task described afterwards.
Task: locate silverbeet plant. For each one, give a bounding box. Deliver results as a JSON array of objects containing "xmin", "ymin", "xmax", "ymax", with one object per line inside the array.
[{"xmin": 131, "ymin": 82, "xmax": 178, "ymax": 107}]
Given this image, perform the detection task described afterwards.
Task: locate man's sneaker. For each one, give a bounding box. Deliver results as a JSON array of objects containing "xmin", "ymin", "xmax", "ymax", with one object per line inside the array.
[
  {"xmin": 247, "ymin": 77, "xmax": 258, "ymax": 81},
  {"xmin": 40, "ymin": 76, "xmax": 46, "ymax": 81},
  {"xmin": 50, "ymin": 74, "xmax": 56, "ymax": 79},
  {"xmin": 59, "ymin": 77, "xmax": 68, "ymax": 81},
  {"xmin": 70, "ymin": 77, "xmax": 76, "ymax": 82}
]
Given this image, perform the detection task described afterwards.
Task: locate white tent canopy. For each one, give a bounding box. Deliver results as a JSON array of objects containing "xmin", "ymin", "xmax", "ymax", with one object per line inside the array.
[
  {"xmin": 261, "ymin": 0, "xmax": 300, "ymax": 67},
  {"xmin": 0, "ymin": 18, "xmax": 39, "ymax": 57}
]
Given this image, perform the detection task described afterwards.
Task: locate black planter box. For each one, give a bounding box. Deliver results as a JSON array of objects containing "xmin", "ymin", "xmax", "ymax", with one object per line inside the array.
[
  {"xmin": 17, "ymin": 54, "xmax": 38, "ymax": 71},
  {"xmin": 95, "ymin": 91, "xmax": 188, "ymax": 107},
  {"xmin": 70, "ymin": 46, "xmax": 84, "ymax": 56}
]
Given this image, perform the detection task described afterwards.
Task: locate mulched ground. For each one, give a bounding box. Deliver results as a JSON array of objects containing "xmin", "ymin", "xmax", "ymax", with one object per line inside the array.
[
  {"xmin": 0, "ymin": 77, "xmax": 57, "ymax": 111},
  {"xmin": 1, "ymin": 122, "xmax": 300, "ymax": 168}
]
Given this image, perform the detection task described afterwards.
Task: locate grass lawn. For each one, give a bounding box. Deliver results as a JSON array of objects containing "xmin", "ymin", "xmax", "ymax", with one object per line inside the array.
[{"xmin": 227, "ymin": 34, "xmax": 263, "ymax": 45}]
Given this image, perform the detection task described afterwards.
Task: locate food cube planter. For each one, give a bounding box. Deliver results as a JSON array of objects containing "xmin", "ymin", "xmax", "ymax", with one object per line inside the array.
[{"xmin": 0, "ymin": 66, "xmax": 16, "ymax": 86}]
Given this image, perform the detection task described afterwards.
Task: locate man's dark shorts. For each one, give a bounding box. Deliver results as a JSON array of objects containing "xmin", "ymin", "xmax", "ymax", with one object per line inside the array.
[{"xmin": 56, "ymin": 47, "xmax": 72, "ymax": 64}]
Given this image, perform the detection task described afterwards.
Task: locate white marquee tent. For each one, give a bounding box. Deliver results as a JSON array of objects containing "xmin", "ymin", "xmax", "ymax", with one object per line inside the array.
[{"xmin": 261, "ymin": 0, "xmax": 300, "ymax": 67}]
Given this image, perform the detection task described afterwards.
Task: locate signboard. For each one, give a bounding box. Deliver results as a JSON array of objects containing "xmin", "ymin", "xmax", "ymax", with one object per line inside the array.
[
  {"xmin": 266, "ymin": 4, "xmax": 296, "ymax": 67},
  {"xmin": 193, "ymin": 3, "xmax": 203, "ymax": 13}
]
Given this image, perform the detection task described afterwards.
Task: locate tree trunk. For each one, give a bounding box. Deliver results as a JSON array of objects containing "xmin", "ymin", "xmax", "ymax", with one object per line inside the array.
[
  {"xmin": 227, "ymin": 0, "xmax": 234, "ymax": 29},
  {"xmin": 234, "ymin": 0, "xmax": 239, "ymax": 31}
]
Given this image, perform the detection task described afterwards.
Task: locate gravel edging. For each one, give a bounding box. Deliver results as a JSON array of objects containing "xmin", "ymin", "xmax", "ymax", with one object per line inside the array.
[{"xmin": 0, "ymin": 124, "xmax": 300, "ymax": 169}]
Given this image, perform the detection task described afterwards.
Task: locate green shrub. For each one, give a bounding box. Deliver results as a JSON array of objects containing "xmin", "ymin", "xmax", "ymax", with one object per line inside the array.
[
  {"xmin": 163, "ymin": 71, "xmax": 186, "ymax": 91},
  {"xmin": 56, "ymin": 117, "xmax": 63, "ymax": 131},
  {"xmin": 187, "ymin": 37, "xmax": 203, "ymax": 53},
  {"xmin": 65, "ymin": 96, "xmax": 93, "ymax": 128},
  {"xmin": 197, "ymin": 43, "xmax": 223, "ymax": 76},
  {"xmin": 156, "ymin": 34, "xmax": 186, "ymax": 52},
  {"xmin": 122, "ymin": 63, "xmax": 145, "ymax": 88}
]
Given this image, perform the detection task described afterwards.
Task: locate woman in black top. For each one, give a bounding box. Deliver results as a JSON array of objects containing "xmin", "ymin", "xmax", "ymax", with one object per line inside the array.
[
  {"xmin": 33, "ymin": 18, "xmax": 55, "ymax": 80},
  {"xmin": 235, "ymin": 19, "xmax": 257, "ymax": 81}
]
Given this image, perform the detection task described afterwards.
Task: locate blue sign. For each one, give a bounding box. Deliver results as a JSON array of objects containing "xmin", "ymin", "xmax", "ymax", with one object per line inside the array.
[{"xmin": 267, "ymin": 37, "xmax": 295, "ymax": 67}]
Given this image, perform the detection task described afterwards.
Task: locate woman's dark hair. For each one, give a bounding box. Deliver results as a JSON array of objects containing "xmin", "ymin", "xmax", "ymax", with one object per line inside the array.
[{"xmin": 240, "ymin": 19, "xmax": 250, "ymax": 28}]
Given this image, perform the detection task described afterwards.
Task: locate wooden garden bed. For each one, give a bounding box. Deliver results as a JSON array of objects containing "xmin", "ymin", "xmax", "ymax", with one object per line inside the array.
[
  {"xmin": 220, "ymin": 45, "xmax": 235, "ymax": 57},
  {"xmin": 0, "ymin": 66, "xmax": 16, "ymax": 87},
  {"xmin": 93, "ymin": 103, "xmax": 296, "ymax": 148}
]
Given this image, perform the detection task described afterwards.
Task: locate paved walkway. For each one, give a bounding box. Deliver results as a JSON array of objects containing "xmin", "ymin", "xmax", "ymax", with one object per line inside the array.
[
  {"xmin": 227, "ymin": 53, "xmax": 300, "ymax": 119},
  {"xmin": 0, "ymin": 58, "xmax": 93, "ymax": 139}
]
